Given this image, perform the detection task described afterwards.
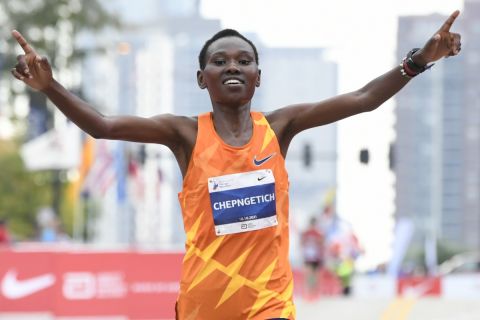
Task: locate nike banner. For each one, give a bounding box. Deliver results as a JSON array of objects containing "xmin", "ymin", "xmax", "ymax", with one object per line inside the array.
[{"xmin": 0, "ymin": 249, "xmax": 183, "ymax": 319}]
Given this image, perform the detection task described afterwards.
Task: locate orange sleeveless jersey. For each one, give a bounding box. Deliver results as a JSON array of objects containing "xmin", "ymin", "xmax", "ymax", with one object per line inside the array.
[{"xmin": 177, "ymin": 112, "xmax": 295, "ymax": 319}]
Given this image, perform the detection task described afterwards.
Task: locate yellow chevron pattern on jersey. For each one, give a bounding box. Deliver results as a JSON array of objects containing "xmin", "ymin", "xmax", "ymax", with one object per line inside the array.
[
  {"xmin": 177, "ymin": 112, "xmax": 295, "ymax": 320},
  {"xmin": 253, "ymin": 116, "xmax": 276, "ymax": 153}
]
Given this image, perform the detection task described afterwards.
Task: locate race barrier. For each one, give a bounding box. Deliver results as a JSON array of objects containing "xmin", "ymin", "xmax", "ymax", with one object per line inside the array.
[
  {"xmin": 353, "ymin": 274, "xmax": 480, "ymax": 299},
  {"xmin": 1, "ymin": 247, "xmax": 480, "ymax": 318},
  {"xmin": 0, "ymin": 247, "xmax": 183, "ymax": 319}
]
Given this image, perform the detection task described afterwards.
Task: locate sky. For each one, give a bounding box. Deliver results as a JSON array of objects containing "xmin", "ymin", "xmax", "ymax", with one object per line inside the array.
[
  {"xmin": 201, "ymin": 0, "xmax": 464, "ymax": 269},
  {"xmin": 201, "ymin": 0, "xmax": 463, "ymax": 90}
]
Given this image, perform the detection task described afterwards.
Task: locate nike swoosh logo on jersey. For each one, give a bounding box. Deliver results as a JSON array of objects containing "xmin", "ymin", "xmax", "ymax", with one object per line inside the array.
[
  {"xmin": 1, "ymin": 270, "xmax": 56, "ymax": 299},
  {"xmin": 253, "ymin": 153, "xmax": 276, "ymax": 166}
]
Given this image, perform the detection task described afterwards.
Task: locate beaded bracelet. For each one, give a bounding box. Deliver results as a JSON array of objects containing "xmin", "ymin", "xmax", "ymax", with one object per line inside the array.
[{"xmin": 400, "ymin": 48, "xmax": 434, "ymax": 79}]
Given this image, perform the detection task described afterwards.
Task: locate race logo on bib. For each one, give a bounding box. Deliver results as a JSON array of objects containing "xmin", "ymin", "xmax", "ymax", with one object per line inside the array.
[{"xmin": 208, "ymin": 169, "xmax": 278, "ymax": 236}]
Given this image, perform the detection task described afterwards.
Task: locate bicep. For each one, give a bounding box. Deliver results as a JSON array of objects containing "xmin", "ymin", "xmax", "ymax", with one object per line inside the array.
[
  {"xmin": 268, "ymin": 91, "xmax": 368, "ymax": 156},
  {"xmin": 285, "ymin": 91, "xmax": 369, "ymax": 135},
  {"xmin": 103, "ymin": 114, "xmax": 181, "ymax": 147},
  {"xmin": 268, "ymin": 90, "xmax": 372, "ymax": 157}
]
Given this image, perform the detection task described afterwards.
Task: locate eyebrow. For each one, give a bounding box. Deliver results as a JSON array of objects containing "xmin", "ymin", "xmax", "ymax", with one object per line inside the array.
[{"xmin": 210, "ymin": 50, "xmax": 254, "ymax": 57}]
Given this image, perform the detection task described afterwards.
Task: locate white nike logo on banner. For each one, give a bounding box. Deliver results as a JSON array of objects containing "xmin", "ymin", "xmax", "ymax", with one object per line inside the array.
[{"xmin": 1, "ymin": 270, "xmax": 56, "ymax": 299}]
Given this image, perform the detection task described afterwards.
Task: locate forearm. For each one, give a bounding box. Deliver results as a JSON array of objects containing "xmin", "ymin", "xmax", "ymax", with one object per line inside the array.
[
  {"xmin": 41, "ymin": 79, "xmax": 109, "ymax": 138},
  {"xmin": 357, "ymin": 65, "xmax": 411, "ymax": 112}
]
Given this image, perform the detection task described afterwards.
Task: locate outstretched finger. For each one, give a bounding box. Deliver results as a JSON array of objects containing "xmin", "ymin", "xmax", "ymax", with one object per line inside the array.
[
  {"xmin": 12, "ymin": 30, "xmax": 35, "ymax": 54},
  {"xmin": 439, "ymin": 10, "xmax": 460, "ymax": 33}
]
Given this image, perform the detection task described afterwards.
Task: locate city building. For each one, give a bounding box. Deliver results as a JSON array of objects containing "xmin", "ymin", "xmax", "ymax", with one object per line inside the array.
[{"xmin": 394, "ymin": 1, "xmax": 479, "ymax": 259}]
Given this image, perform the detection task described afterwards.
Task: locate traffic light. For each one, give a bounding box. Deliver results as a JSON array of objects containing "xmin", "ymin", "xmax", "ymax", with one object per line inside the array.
[
  {"xmin": 303, "ymin": 144, "xmax": 312, "ymax": 168},
  {"xmin": 359, "ymin": 148, "xmax": 369, "ymax": 164},
  {"xmin": 389, "ymin": 143, "xmax": 395, "ymax": 170},
  {"xmin": 139, "ymin": 144, "xmax": 147, "ymax": 164}
]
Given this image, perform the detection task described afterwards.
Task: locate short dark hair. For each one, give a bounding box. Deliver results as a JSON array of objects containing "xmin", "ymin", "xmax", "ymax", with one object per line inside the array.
[{"xmin": 198, "ymin": 29, "xmax": 259, "ymax": 70}]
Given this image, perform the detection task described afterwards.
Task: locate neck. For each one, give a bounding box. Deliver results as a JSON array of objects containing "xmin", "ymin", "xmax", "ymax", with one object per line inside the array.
[{"xmin": 211, "ymin": 102, "xmax": 253, "ymax": 146}]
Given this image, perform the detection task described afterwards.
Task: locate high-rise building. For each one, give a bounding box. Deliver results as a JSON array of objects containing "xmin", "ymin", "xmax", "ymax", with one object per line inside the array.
[
  {"xmin": 458, "ymin": 0, "xmax": 480, "ymax": 251},
  {"xmin": 394, "ymin": 1, "xmax": 479, "ymax": 254}
]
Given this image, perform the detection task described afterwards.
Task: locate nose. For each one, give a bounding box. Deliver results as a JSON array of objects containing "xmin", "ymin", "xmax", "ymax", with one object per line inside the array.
[{"xmin": 225, "ymin": 61, "xmax": 240, "ymax": 74}]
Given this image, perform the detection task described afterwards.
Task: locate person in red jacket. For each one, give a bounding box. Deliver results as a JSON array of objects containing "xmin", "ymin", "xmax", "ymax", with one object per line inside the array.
[
  {"xmin": 301, "ymin": 217, "xmax": 325, "ymax": 298},
  {"xmin": 0, "ymin": 219, "xmax": 11, "ymax": 246}
]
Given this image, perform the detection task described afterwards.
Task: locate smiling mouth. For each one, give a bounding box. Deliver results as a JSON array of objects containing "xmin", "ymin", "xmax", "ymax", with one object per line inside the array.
[{"xmin": 223, "ymin": 79, "xmax": 244, "ymax": 85}]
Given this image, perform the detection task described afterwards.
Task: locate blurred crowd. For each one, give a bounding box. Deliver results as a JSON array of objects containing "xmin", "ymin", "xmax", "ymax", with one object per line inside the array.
[
  {"xmin": 300, "ymin": 206, "xmax": 362, "ymax": 299},
  {"xmin": 0, "ymin": 207, "xmax": 71, "ymax": 246}
]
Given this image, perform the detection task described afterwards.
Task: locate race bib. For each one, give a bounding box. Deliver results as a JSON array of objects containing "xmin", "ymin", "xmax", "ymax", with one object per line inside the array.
[{"xmin": 208, "ymin": 169, "xmax": 278, "ymax": 236}]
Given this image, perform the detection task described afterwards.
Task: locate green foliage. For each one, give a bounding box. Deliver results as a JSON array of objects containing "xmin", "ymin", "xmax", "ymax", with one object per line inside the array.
[
  {"xmin": 402, "ymin": 239, "xmax": 468, "ymax": 273},
  {"xmin": 0, "ymin": 140, "xmax": 52, "ymax": 239},
  {"xmin": 1, "ymin": 0, "xmax": 120, "ymax": 66},
  {"xmin": 437, "ymin": 240, "xmax": 467, "ymax": 265},
  {"xmin": 0, "ymin": 0, "xmax": 120, "ymax": 238}
]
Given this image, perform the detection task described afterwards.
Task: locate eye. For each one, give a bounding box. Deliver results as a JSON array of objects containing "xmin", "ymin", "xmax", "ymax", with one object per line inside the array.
[
  {"xmin": 239, "ymin": 59, "xmax": 251, "ymax": 65},
  {"xmin": 214, "ymin": 59, "xmax": 226, "ymax": 66}
]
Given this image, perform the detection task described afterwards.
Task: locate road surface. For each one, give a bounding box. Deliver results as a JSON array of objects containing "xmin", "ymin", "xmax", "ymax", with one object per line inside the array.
[{"xmin": 1, "ymin": 297, "xmax": 479, "ymax": 319}]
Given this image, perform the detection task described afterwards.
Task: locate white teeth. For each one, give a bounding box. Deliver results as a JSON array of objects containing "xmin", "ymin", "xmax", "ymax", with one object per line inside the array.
[{"xmin": 224, "ymin": 79, "xmax": 242, "ymax": 84}]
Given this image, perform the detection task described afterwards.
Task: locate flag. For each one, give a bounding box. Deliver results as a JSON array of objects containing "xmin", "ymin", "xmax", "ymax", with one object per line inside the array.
[
  {"xmin": 128, "ymin": 156, "xmax": 144, "ymax": 201},
  {"xmin": 21, "ymin": 123, "xmax": 81, "ymax": 171},
  {"xmin": 115, "ymin": 141, "xmax": 127, "ymax": 203},
  {"xmin": 67, "ymin": 136, "xmax": 95, "ymax": 203},
  {"xmin": 82, "ymin": 140, "xmax": 116, "ymax": 197}
]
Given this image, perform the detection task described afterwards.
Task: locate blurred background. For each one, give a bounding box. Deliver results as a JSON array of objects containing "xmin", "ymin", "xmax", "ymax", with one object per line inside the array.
[{"xmin": 0, "ymin": 0, "xmax": 479, "ymax": 319}]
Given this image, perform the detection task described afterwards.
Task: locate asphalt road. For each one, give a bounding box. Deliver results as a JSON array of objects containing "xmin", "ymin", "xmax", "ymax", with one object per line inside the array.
[
  {"xmin": 1, "ymin": 297, "xmax": 479, "ymax": 320},
  {"xmin": 295, "ymin": 297, "xmax": 480, "ymax": 320}
]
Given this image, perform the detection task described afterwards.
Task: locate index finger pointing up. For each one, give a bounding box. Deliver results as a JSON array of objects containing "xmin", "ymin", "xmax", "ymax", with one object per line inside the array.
[
  {"xmin": 12, "ymin": 30, "xmax": 35, "ymax": 54},
  {"xmin": 439, "ymin": 10, "xmax": 460, "ymax": 32}
]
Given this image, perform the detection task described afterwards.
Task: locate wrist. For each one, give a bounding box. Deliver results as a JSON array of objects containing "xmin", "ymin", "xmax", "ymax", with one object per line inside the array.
[
  {"xmin": 399, "ymin": 48, "xmax": 434, "ymax": 79},
  {"xmin": 40, "ymin": 78, "xmax": 58, "ymax": 94},
  {"xmin": 412, "ymin": 50, "xmax": 428, "ymax": 67}
]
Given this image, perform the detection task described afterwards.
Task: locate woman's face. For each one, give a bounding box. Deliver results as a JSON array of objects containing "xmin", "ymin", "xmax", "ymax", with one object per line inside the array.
[{"xmin": 197, "ymin": 36, "xmax": 261, "ymax": 107}]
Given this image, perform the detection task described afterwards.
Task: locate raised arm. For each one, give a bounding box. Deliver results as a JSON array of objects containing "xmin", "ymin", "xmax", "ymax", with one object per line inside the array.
[
  {"xmin": 10, "ymin": 30, "xmax": 189, "ymax": 149},
  {"xmin": 268, "ymin": 10, "xmax": 461, "ymax": 155}
]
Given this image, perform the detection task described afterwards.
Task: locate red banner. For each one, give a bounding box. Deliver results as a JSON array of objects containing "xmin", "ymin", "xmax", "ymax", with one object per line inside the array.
[
  {"xmin": 397, "ymin": 276, "xmax": 442, "ymax": 297},
  {"xmin": 0, "ymin": 248, "xmax": 183, "ymax": 319},
  {"xmin": 0, "ymin": 250, "xmax": 56, "ymax": 312}
]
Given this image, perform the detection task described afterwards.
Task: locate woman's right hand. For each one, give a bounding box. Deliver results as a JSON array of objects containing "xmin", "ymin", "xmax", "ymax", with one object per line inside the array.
[{"xmin": 11, "ymin": 30, "xmax": 53, "ymax": 92}]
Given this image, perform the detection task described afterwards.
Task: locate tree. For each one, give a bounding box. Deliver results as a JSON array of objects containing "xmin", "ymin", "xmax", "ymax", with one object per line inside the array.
[
  {"xmin": 0, "ymin": 0, "xmax": 120, "ymax": 238},
  {"xmin": 1, "ymin": 0, "xmax": 120, "ymax": 135},
  {"xmin": 0, "ymin": 139, "xmax": 51, "ymax": 238},
  {"xmin": 1, "ymin": 0, "xmax": 119, "ymax": 67}
]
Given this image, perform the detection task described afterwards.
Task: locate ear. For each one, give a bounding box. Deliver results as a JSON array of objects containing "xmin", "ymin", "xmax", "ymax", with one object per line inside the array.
[
  {"xmin": 255, "ymin": 69, "xmax": 261, "ymax": 87},
  {"xmin": 197, "ymin": 70, "xmax": 207, "ymax": 89}
]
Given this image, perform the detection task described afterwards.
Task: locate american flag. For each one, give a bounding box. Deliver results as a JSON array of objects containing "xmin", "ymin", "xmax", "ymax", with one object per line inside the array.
[{"xmin": 82, "ymin": 140, "xmax": 116, "ymax": 197}]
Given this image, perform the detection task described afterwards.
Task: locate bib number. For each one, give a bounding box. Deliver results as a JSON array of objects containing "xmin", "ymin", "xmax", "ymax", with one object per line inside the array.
[{"xmin": 208, "ymin": 169, "xmax": 278, "ymax": 236}]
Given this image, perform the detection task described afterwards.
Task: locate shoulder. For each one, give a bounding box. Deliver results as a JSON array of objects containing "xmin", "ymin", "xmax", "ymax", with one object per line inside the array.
[
  {"xmin": 152, "ymin": 115, "xmax": 199, "ymax": 176},
  {"xmin": 150, "ymin": 113, "xmax": 197, "ymax": 126},
  {"xmin": 175, "ymin": 114, "xmax": 198, "ymax": 128},
  {"xmin": 149, "ymin": 113, "xmax": 198, "ymax": 149},
  {"xmin": 151, "ymin": 114, "xmax": 197, "ymax": 132},
  {"xmin": 173, "ymin": 114, "xmax": 198, "ymax": 142},
  {"xmin": 263, "ymin": 104, "xmax": 310, "ymax": 156},
  {"xmin": 264, "ymin": 104, "xmax": 310, "ymax": 133}
]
